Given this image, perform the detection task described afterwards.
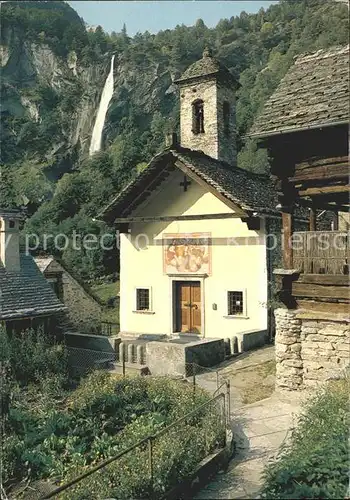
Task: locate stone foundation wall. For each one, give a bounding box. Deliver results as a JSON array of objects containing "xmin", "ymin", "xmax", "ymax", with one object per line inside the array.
[{"xmin": 275, "ymin": 308, "xmax": 349, "ymax": 390}]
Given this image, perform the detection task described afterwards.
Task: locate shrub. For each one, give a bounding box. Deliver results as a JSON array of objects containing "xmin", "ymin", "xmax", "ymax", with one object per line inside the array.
[
  {"xmin": 261, "ymin": 379, "xmax": 349, "ymax": 499},
  {"xmin": 60, "ymin": 394, "xmax": 225, "ymax": 500},
  {"xmin": 3, "ymin": 371, "xmax": 225, "ymax": 497},
  {"xmin": 0, "ymin": 326, "xmax": 68, "ymax": 387}
]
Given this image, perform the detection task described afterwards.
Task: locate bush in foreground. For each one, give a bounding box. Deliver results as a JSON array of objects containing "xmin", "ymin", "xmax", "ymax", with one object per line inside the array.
[
  {"xmin": 3, "ymin": 368, "xmax": 225, "ymax": 498},
  {"xmin": 261, "ymin": 379, "xmax": 349, "ymax": 499}
]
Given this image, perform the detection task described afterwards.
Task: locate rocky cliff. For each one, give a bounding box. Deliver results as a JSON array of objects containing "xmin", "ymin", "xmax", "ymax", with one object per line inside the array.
[{"xmin": 1, "ymin": 25, "xmax": 107, "ymax": 169}]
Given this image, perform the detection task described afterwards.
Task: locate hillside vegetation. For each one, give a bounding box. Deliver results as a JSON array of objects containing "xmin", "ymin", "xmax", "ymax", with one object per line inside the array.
[{"xmin": 0, "ymin": 0, "xmax": 348, "ymax": 278}]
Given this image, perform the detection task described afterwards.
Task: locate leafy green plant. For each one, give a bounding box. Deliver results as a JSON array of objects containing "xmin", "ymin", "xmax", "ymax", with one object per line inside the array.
[
  {"xmin": 3, "ymin": 369, "xmax": 224, "ymax": 498},
  {"xmin": 261, "ymin": 379, "xmax": 349, "ymax": 499},
  {"xmin": 0, "ymin": 327, "xmax": 68, "ymax": 387}
]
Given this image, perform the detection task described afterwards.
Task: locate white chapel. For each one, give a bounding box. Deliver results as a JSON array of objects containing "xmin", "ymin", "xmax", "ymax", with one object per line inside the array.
[{"xmin": 99, "ymin": 48, "xmax": 281, "ymax": 351}]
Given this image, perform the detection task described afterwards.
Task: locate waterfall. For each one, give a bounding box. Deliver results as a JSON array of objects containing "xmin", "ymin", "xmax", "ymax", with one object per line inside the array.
[{"xmin": 89, "ymin": 55, "xmax": 115, "ymax": 156}]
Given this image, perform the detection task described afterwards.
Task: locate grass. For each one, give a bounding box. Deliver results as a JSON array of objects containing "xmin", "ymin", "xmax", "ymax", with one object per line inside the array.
[
  {"xmin": 91, "ymin": 282, "xmax": 120, "ymax": 303},
  {"xmin": 239, "ymin": 360, "xmax": 276, "ymax": 404},
  {"xmin": 91, "ymin": 281, "xmax": 120, "ymax": 329}
]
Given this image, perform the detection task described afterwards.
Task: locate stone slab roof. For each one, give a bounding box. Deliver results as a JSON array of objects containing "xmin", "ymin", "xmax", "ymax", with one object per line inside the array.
[
  {"xmin": 34, "ymin": 255, "xmax": 104, "ymax": 307},
  {"xmin": 0, "ymin": 254, "xmax": 66, "ymax": 320},
  {"xmin": 249, "ymin": 45, "xmax": 349, "ymax": 138},
  {"xmin": 98, "ymin": 146, "xmax": 280, "ymax": 223},
  {"xmin": 174, "ymin": 48, "xmax": 239, "ymax": 87}
]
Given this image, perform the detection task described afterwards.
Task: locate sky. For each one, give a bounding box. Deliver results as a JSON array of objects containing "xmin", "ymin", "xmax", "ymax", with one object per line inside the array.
[{"xmin": 69, "ymin": 1, "xmax": 278, "ymax": 36}]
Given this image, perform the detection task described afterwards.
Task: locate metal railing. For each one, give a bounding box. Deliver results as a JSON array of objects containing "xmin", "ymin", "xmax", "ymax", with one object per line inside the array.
[
  {"xmin": 42, "ymin": 389, "xmax": 229, "ymax": 499},
  {"xmin": 100, "ymin": 321, "xmax": 119, "ymax": 336},
  {"xmin": 292, "ymin": 231, "xmax": 349, "ymax": 274}
]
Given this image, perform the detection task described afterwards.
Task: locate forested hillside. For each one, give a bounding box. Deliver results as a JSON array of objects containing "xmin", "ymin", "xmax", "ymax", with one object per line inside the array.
[{"xmin": 0, "ymin": 0, "xmax": 348, "ymax": 278}]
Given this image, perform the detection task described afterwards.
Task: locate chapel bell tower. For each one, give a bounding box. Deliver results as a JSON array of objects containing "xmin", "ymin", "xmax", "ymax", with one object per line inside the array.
[{"xmin": 175, "ymin": 47, "xmax": 240, "ymax": 165}]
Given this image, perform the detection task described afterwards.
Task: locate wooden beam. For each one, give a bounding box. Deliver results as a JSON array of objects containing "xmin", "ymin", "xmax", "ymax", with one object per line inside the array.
[
  {"xmin": 290, "ymin": 163, "xmax": 349, "ymax": 183},
  {"xmin": 297, "ymin": 274, "xmax": 349, "ymax": 286},
  {"xmin": 114, "ymin": 213, "xmax": 241, "ymax": 224},
  {"xmin": 175, "ymin": 160, "xmax": 248, "ymax": 217},
  {"xmin": 296, "ymin": 299, "xmax": 350, "ymax": 317},
  {"xmin": 299, "ymin": 184, "xmax": 350, "ymax": 197},
  {"xmin": 292, "ymin": 282, "xmax": 350, "ymax": 301},
  {"xmin": 295, "ymin": 155, "xmax": 348, "ymax": 170},
  {"xmin": 309, "ymin": 206, "xmax": 316, "ymax": 231},
  {"xmin": 115, "ymin": 223, "xmax": 129, "ymax": 233},
  {"xmin": 297, "ymin": 198, "xmax": 349, "ymax": 213},
  {"xmin": 293, "ymin": 168, "xmax": 348, "ymax": 184},
  {"xmin": 282, "ymin": 210, "xmax": 293, "ymax": 268},
  {"xmin": 241, "ymin": 217, "xmax": 260, "ymax": 230},
  {"xmin": 333, "ymin": 212, "xmax": 339, "ymax": 231}
]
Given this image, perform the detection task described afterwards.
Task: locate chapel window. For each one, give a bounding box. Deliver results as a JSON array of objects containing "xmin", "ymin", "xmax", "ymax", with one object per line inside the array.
[
  {"xmin": 9, "ymin": 220, "xmax": 15, "ymax": 229},
  {"xmin": 223, "ymin": 101, "xmax": 230, "ymax": 136},
  {"xmin": 192, "ymin": 99, "xmax": 205, "ymax": 134},
  {"xmin": 227, "ymin": 290, "xmax": 246, "ymax": 316},
  {"xmin": 136, "ymin": 288, "xmax": 151, "ymax": 311}
]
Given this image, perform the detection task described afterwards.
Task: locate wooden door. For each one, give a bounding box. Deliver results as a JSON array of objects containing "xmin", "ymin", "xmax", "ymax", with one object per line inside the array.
[
  {"xmin": 176, "ymin": 282, "xmax": 201, "ymax": 333},
  {"xmin": 190, "ymin": 283, "xmax": 201, "ymax": 333}
]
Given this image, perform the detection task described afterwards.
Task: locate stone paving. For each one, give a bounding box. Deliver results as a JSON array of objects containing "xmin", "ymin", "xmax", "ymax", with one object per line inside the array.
[{"xmin": 194, "ymin": 348, "xmax": 305, "ymax": 499}]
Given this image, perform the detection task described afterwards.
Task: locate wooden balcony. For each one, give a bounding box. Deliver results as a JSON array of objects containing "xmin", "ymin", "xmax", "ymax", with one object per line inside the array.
[
  {"xmin": 292, "ymin": 231, "xmax": 349, "ymax": 275},
  {"xmin": 275, "ymin": 231, "xmax": 349, "ymax": 315}
]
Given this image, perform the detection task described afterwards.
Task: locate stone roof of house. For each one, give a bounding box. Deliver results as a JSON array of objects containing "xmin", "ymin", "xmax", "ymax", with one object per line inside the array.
[
  {"xmin": 0, "ymin": 254, "xmax": 66, "ymax": 320},
  {"xmin": 34, "ymin": 256, "xmax": 104, "ymax": 307},
  {"xmin": 249, "ymin": 44, "xmax": 349, "ymax": 138},
  {"xmin": 98, "ymin": 145, "xmax": 281, "ymax": 223},
  {"xmin": 174, "ymin": 47, "xmax": 239, "ymax": 87}
]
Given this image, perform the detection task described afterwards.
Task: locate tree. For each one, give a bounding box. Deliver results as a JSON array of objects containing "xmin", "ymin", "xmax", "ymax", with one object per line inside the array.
[{"xmin": 237, "ymin": 140, "xmax": 270, "ymax": 174}]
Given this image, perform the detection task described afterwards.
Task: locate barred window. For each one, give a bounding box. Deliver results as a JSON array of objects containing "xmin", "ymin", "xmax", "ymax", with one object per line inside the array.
[
  {"xmin": 227, "ymin": 291, "xmax": 244, "ymax": 316},
  {"xmin": 136, "ymin": 288, "xmax": 150, "ymax": 311}
]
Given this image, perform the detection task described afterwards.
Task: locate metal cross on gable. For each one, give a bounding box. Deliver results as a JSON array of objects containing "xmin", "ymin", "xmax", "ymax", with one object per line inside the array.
[{"xmin": 180, "ymin": 176, "xmax": 191, "ymax": 192}]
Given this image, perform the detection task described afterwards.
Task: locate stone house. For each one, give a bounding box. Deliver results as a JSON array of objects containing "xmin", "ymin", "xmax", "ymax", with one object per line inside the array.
[
  {"xmin": 97, "ymin": 48, "xmax": 299, "ymax": 352},
  {"xmin": 34, "ymin": 256, "xmax": 102, "ymax": 333},
  {"xmin": 0, "ymin": 209, "xmax": 66, "ymax": 333},
  {"xmin": 249, "ymin": 44, "xmax": 349, "ymax": 389}
]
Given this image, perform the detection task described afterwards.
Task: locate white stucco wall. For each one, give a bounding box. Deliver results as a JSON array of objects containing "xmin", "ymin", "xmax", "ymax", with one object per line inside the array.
[{"xmin": 120, "ymin": 169, "xmax": 268, "ymax": 341}]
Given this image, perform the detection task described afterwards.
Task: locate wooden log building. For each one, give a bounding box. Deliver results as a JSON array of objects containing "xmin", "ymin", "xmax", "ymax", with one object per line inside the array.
[{"xmin": 250, "ymin": 44, "xmax": 349, "ymax": 321}]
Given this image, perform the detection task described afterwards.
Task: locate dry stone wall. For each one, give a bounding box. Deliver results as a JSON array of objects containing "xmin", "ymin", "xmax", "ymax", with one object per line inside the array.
[{"xmin": 275, "ymin": 308, "xmax": 349, "ymax": 390}]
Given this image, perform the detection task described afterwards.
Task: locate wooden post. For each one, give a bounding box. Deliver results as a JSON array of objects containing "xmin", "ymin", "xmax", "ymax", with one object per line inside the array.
[
  {"xmin": 282, "ymin": 210, "xmax": 293, "ymax": 269},
  {"xmin": 333, "ymin": 211, "xmax": 339, "ymax": 231},
  {"xmin": 309, "ymin": 206, "xmax": 316, "ymax": 232}
]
